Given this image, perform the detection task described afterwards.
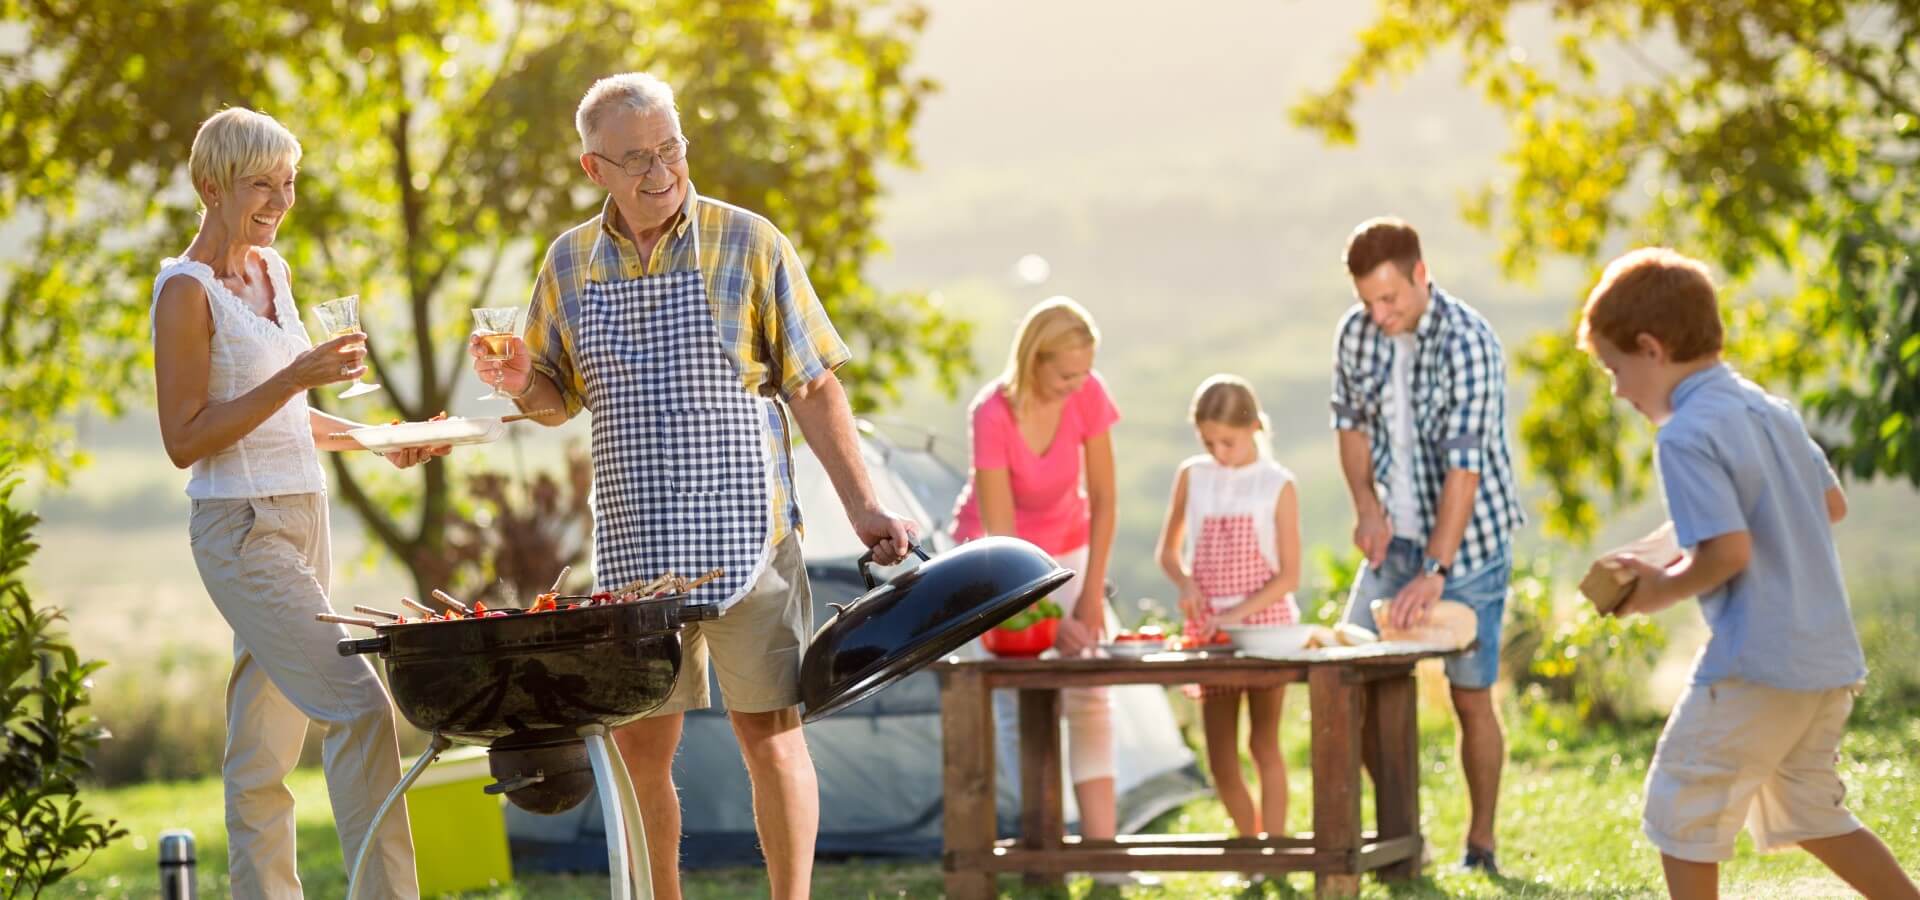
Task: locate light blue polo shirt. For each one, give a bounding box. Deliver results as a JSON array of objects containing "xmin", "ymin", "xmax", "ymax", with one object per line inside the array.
[{"xmin": 1655, "ymin": 364, "xmax": 1866, "ymax": 690}]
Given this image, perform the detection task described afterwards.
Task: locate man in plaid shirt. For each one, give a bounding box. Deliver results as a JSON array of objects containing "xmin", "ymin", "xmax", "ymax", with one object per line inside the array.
[{"xmin": 1329, "ymin": 217, "xmax": 1524, "ymax": 876}]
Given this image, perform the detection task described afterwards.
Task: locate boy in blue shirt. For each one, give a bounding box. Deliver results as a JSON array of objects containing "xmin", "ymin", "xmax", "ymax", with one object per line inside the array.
[{"xmin": 1581, "ymin": 248, "xmax": 1917, "ymax": 900}]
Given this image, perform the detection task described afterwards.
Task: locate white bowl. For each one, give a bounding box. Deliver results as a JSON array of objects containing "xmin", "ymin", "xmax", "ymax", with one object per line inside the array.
[{"xmin": 1220, "ymin": 624, "xmax": 1316, "ymax": 656}]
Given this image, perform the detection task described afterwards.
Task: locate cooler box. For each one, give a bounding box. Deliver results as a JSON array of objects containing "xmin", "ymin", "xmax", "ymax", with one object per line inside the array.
[{"xmin": 407, "ymin": 745, "xmax": 512, "ymax": 895}]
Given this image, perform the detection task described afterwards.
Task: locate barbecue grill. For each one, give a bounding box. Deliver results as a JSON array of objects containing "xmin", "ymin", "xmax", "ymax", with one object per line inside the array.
[{"xmin": 333, "ymin": 536, "xmax": 1073, "ymax": 900}]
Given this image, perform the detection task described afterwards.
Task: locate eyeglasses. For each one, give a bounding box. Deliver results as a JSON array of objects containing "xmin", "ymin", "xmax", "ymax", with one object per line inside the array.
[{"xmin": 588, "ymin": 136, "xmax": 690, "ymax": 178}]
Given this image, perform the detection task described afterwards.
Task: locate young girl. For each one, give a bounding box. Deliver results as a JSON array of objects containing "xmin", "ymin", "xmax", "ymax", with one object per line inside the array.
[{"xmin": 1154, "ymin": 374, "xmax": 1302, "ymax": 838}]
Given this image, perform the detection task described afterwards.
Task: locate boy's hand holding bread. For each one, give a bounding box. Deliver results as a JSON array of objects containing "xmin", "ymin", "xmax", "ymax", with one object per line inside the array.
[{"xmin": 1580, "ymin": 522, "xmax": 1683, "ymax": 617}]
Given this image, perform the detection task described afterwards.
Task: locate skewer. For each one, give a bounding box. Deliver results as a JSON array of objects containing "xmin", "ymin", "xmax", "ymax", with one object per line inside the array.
[
  {"xmin": 547, "ymin": 565, "xmax": 572, "ymax": 595},
  {"xmin": 500, "ymin": 409, "xmax": 558, "ymax": 423},
  {"xmin": 610, "ymin": 574, "xmax": 658, "ymax": 596},
  {"xmin": 352, "ymin": 605, "xmax": 404, "ymax": 621},
  {"xmin": 431, "ymin": 589, "xmax": 472, "ymax": 615},
  {"xmin": 683, "ymin": 569, "xmax": 724, "ymax": 592},
  {"xmin": 316, "ymin": 613, "xmax": 382, "ymax": 628},
  {"xmin": 399, "ymin": 596, "xmax": 437, "ymax": 618}
]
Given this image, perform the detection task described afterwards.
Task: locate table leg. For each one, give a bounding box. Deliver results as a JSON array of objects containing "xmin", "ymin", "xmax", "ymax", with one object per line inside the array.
[
  {"xmin": 942, "ymin": 668, "xmax": 995, "ymax": 900},
  {"xmin": 1371, "ymin": 672, "xmax": 1421, "ymax": 881},
  {"xmin": 1018, "ymin": 688, "xmax": 1064, "ymax": 889},
  {"xmin": 1310, "ymin": 665, "xmax": 1362, "ymax": 899}
]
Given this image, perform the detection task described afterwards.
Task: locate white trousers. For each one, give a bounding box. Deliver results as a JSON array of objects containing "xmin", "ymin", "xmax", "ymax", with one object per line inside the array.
[{"xmin": 992, "ymin": 546, "xmax": 1117, "ymax": 785}]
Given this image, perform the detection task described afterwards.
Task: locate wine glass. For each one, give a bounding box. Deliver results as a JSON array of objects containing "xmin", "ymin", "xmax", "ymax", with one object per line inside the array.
[
  {"xmin": 472, "ymin": 306, "xmax": 522, "ymax": 401},
  {"xmin": 311, "ymin": 295, "xmax": 382, "ymax": 399}
]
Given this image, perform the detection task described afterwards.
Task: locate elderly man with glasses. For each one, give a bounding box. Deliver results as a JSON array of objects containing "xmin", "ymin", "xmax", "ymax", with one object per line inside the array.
[{"xmin": 470, "ymin": 72, "xmax": 916, "ymax": 900}]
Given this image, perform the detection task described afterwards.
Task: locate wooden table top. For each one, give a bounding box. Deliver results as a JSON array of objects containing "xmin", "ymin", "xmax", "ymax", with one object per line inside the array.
[{"xmin": 934, "ymin": 641, "xmax": 1465, "ymax": 673}]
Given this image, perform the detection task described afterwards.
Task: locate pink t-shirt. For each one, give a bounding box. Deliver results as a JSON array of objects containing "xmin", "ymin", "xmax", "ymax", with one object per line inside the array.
[{"xmin": 951, "ymin": 372, "xmax": 1121, "ymax": 555}]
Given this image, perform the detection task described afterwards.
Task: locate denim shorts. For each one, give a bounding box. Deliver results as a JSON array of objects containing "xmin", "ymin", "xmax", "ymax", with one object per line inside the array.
[{"xmin": 1341, "ymin": 537, "xmax": 1511, "ymax": 690}]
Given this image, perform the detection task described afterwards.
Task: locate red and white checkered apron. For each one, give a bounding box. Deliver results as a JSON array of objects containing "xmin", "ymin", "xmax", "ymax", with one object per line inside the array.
[{"xmin": 1183, "ymin": 513, "xmax": 1296, "ymax": 698}]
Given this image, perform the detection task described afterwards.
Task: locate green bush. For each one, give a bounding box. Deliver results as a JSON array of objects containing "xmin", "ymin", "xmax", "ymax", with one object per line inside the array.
[
  {"xmin": 1503, "ymin": 556, "xmax": 1668, "ymax": 735},
  {"xmin": 1, "ymin": 460, "xmax": 126, "ymax": 896},
  {"xmin": 1850, "ymin": 581, "xmax": 1920, "ymax": 724},
  {"xmin": 1299, "ymin": 545, "xmax": 1364, "ymax": 625},
  {"xmin": 84, "ymin": 650, "xmax": 229, "ymax": 787}
]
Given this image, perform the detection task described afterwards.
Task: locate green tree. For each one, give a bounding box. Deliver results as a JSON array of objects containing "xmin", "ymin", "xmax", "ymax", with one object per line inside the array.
[
  {"xmin": 0, "ymin": 0, "xmax": 971, "ymax": 596},
  {"xmin": 1294, "ymin": 0, "xmax": 1919, "ymax": 540}
]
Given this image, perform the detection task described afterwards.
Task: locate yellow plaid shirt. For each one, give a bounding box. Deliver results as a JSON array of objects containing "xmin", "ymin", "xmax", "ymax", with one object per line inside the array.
[{"xmin": 523, "ymin": 186, "xmax": 851, "ymax": 545}]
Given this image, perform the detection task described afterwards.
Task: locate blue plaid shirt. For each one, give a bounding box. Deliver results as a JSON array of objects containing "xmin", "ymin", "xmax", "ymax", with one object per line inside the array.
[{"xmin": 1329, "ymin": 285, "xmax": 1524, "ymax": 573}]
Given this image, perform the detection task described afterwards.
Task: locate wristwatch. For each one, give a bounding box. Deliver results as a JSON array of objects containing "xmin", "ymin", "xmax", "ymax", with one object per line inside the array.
[{"xmin": 1420, "ymin": 554, "xmax": 1452, "ymax": 579}]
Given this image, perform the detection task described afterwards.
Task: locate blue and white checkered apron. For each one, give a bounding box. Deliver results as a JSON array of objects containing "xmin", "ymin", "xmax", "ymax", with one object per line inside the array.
[{"xmin": 575, "ymin": 226, "xmax": 775, "ymax": 611}]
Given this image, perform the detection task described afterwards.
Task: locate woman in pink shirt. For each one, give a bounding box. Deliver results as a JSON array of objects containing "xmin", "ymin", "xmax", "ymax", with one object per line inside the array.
[{"xmin": 952, "ymin": 296, "xmax": 1122, "ymax": 843}]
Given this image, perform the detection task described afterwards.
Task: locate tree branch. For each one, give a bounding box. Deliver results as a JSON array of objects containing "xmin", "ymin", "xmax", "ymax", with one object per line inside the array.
[
  {"xmin": 1780, "ymin": 27, "xmax": 1920, "ymax": 121},
  {"xmin": 386, "ymin": 57, "xmax": 439, "ymax": 409}
]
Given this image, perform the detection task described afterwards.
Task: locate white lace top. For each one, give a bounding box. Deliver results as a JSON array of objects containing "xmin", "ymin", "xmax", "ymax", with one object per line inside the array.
[{"xmin": 151, "ymin": 247, "xmax": 327, "ymax": 500}]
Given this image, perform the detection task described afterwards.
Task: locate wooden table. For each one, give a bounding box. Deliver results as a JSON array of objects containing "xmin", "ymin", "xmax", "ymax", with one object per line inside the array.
[{"xmin": 935, "ymin": 644, "xmax": 1460, "ymax": 899}]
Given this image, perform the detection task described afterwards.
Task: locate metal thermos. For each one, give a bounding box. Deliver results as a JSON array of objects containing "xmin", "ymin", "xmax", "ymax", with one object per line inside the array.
[{"xmin": 158, "ymin": 829, "xmax": 196, "ymax": 899}]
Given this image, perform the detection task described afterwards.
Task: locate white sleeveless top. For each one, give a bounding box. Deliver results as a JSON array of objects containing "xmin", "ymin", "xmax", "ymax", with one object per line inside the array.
[
  {"xmin": 1181, "ymin": 454, "xmax": 1295, "ymax": 574},
  {"xmin": 152, "ymin": 247, "xmax": 327, "ymax": 500}
]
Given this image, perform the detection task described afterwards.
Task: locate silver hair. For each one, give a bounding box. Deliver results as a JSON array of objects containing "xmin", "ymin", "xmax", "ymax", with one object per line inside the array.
[{"xmin": 575, "ymin": 72, "xmax": 680, "ymax": 151}]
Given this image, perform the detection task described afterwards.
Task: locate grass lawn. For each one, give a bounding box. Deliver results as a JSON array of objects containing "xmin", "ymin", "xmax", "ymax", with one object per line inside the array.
[{"xmin": 44, "ymin": 701, "xmax": 1920, "ymax": 899}]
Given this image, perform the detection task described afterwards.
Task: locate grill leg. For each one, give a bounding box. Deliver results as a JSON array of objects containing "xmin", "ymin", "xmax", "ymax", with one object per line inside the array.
[
  {"xmin": 582, "ymin": 725, "xmax": 652, "ymax": 900},
  {"xmin": 347, "ymin": 731, "xmax": 449, "ymax": 900},
  {"xmin": 603, "ymin": 735, "xmax": 652, "ymax": 900}
]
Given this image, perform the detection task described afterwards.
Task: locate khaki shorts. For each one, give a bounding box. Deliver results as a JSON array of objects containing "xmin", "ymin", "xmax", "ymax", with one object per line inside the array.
[
  {"xmin": 648, "ymin": 534, "xmax": 812, "ymax": 716},
  {"xmin": 1644, "ymin": 677, "xmax": 1865, "ymax": 862}
]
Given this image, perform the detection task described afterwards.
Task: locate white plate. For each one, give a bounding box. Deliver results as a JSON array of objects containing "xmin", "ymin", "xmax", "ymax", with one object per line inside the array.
[
  {"xmin": 1102, "ymin": 640, "xmax": 1169, "ymax": 658},
  {"xmin": 1220, "ymin": 624, "xmax": 1316, "ymax": 656},
  {"xmin": 344, "ymin": 417, "xmax": 506, "ymax": 452}
]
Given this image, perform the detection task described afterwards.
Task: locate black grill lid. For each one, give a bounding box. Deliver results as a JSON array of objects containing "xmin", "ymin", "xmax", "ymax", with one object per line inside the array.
[{"xmin": 799, "ymin": 536, "xmax": 1073, "ymax": 722}]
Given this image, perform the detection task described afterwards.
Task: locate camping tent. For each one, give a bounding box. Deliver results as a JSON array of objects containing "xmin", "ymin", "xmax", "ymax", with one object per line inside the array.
[{"xmin": 506, "ymin": 423, "xmax": 1206, "ymax": 870}]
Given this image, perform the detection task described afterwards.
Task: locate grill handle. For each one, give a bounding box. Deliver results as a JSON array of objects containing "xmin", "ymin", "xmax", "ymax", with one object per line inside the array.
[
  {"xmin": 856, "ymin": 542, "xmax": 930, "ymax": 590},
  {"xmin": 337, "ymin": 636, "xmax": 390, "ymax": 657},
  {"xmin": 680, "ymin": 602, "xmax": 725, "ymax": 623}
]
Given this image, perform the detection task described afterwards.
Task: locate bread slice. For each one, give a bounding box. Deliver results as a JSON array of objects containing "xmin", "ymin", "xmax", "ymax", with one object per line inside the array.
[{"xmin": 1579, "ymin": 522, "xmax": 1682, "ymax": 615}]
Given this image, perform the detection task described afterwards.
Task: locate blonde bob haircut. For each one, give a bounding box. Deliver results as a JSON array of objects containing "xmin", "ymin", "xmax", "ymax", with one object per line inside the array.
[
  {"xmin": 1000, "ymin": 296, "xmax": 1100, "ymax": 412},
  {"xmin": 189, "ymin": 107, "xmax": 301, "ymax": 204}
]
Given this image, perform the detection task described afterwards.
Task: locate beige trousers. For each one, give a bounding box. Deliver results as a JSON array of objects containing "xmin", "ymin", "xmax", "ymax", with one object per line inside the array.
[{"xmin": 189, "ymin": 494, "xmax": 417, "ymax": 900}]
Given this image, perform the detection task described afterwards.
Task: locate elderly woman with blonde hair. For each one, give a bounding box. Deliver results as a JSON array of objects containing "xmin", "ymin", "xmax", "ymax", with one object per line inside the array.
[
  {"xmin": 150, "ymin": 107, "xmax": 441, "ymax": 898},
  {"xmin": 949, "ymin": 296, "xmax": 1129, "ymax": 867}
]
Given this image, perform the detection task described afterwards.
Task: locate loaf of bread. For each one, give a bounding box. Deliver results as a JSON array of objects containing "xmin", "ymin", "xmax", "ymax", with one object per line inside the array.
[{"xmin": 1369, "ymin": 598, "xmax": 1476, "ymax": 648}]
